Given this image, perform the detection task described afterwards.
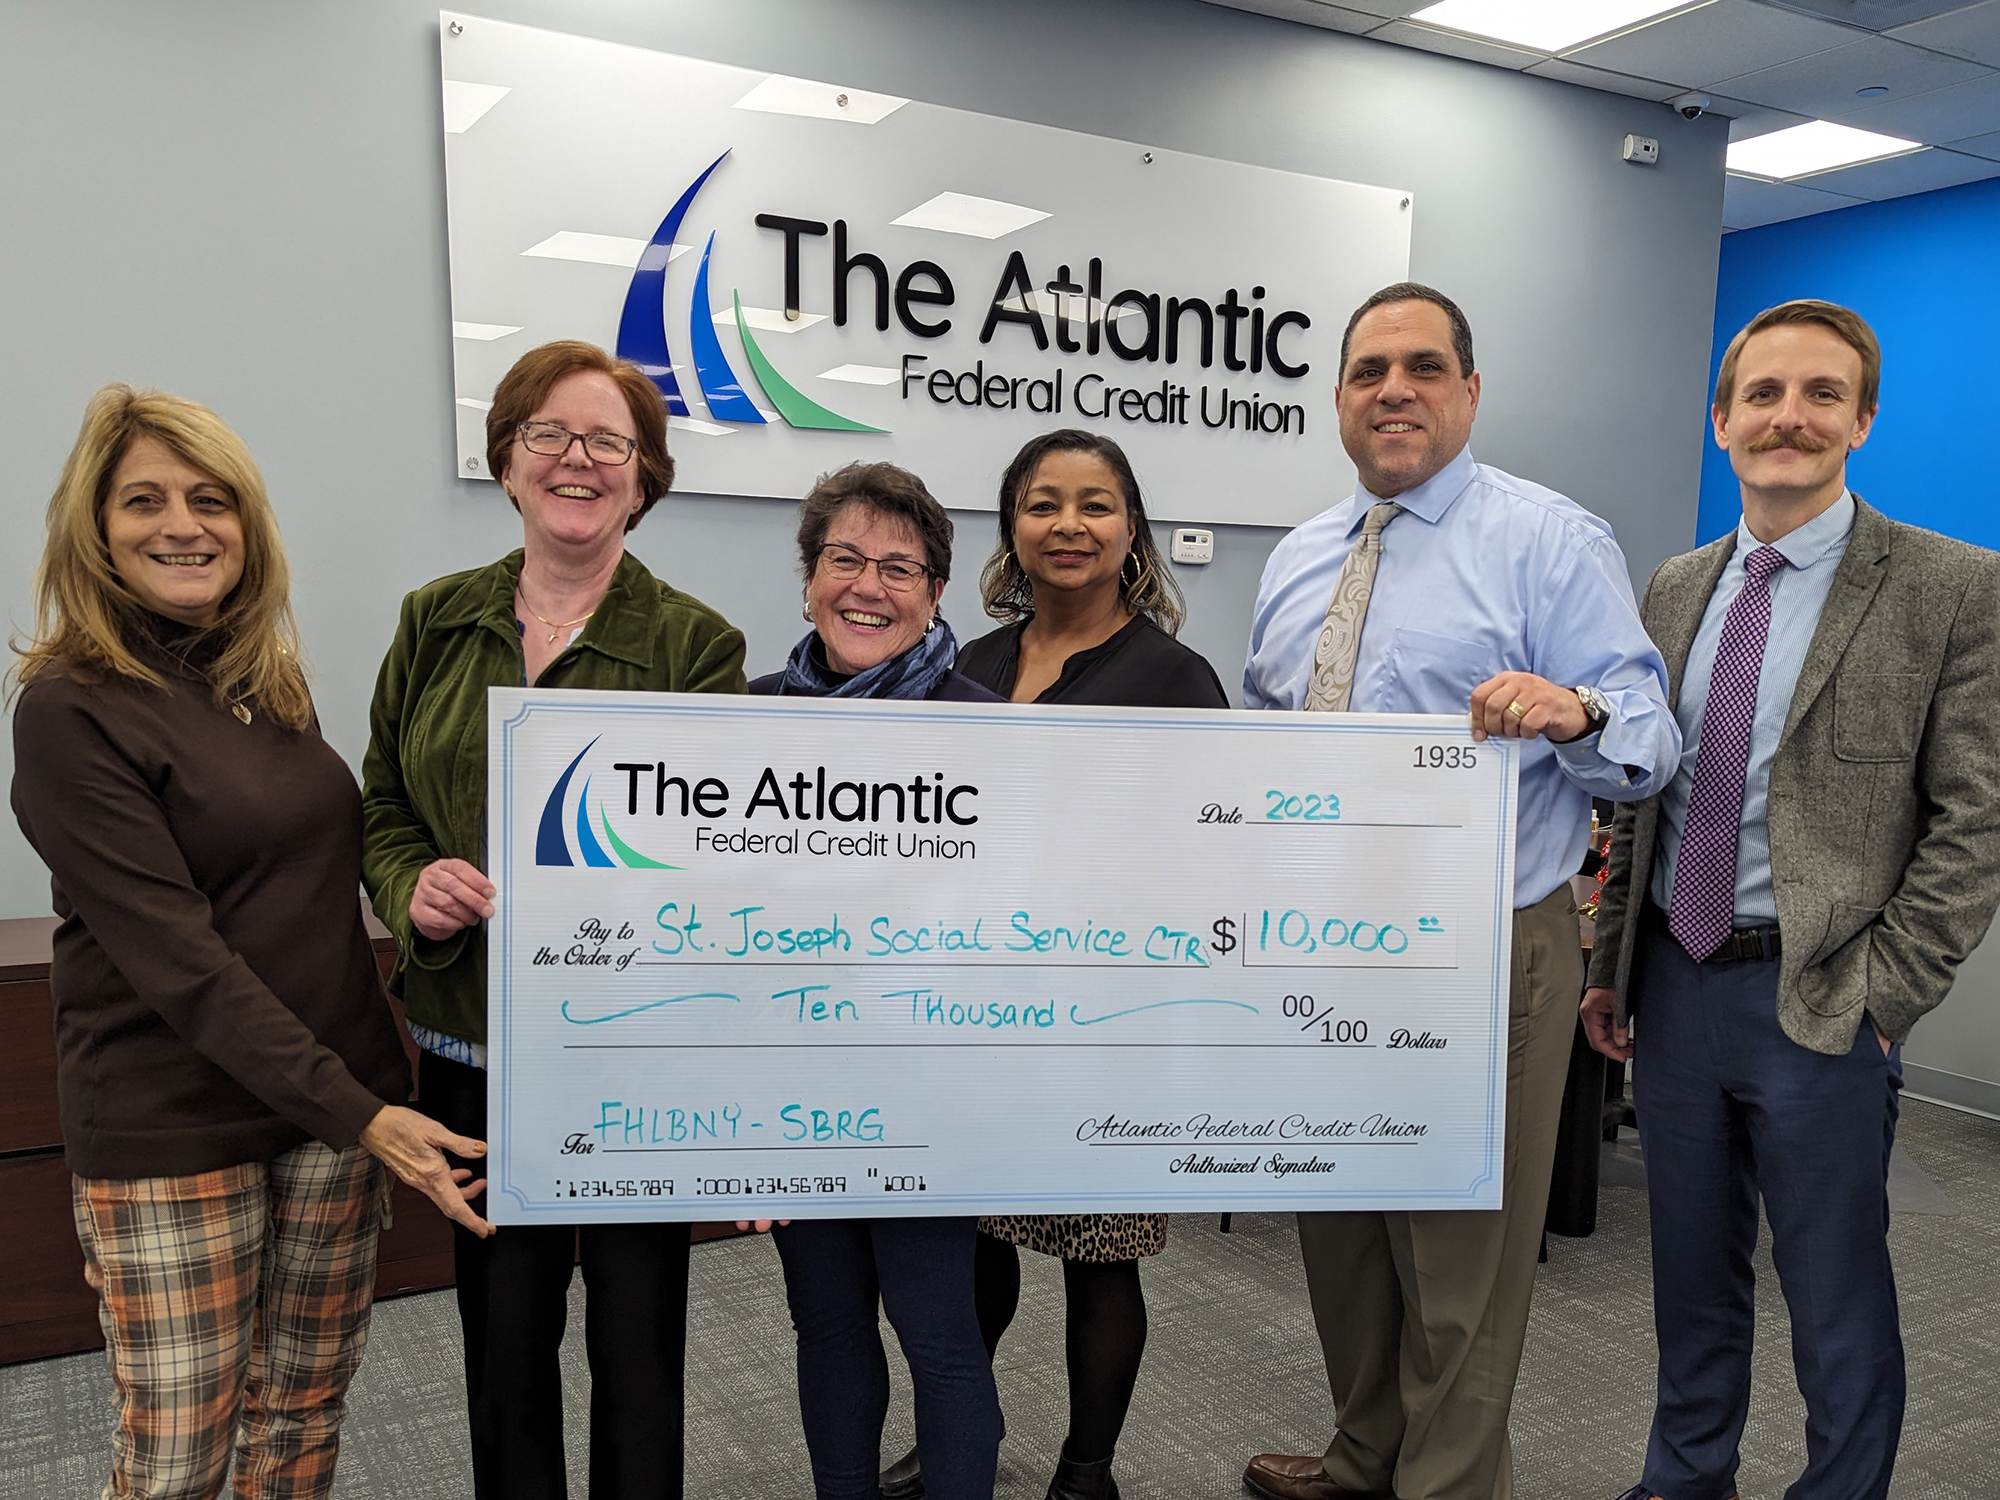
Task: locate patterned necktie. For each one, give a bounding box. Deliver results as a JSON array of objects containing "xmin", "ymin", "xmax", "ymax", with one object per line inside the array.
[
  {"xmin": 1304, "ymin": 502, "xmax": 1403, "ymax": 713},
  {"xmin": 1668, "ymin": 544, "xmax": 1788, "ymax": 960}
]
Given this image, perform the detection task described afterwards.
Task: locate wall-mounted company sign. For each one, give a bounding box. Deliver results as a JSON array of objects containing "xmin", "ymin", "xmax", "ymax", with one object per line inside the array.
[{"xmin": 439, "ymin": 12, "xmax": 1413, "ymax": 527}]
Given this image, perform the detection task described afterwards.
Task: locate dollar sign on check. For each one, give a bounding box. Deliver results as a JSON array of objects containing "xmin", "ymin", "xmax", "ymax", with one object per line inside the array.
[{"xmin": 1211, "ymin": 917, "xmax": 1238, "ymax": 955}]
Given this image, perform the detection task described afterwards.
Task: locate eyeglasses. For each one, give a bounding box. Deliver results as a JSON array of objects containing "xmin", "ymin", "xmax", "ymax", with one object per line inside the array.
[
  {"xmin": 816, "ymin": 545, "xmax": 933, "ymax": 592},
  {"xmin": 516, "ymin": 421, "xmax": 638, "ymax": 466}
]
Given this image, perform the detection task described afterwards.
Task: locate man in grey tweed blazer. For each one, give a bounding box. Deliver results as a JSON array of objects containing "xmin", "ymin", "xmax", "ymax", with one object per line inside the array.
[{"xmin": 1584, "ymin": 300, "xmax": 2000, "ymax": 1500}]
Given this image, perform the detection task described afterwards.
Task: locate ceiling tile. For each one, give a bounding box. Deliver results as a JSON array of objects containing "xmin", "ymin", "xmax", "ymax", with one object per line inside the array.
[
  {"xmin": 1368, "ymin": 19, "xmax": 1545, "ymax": 66},
  {"xmin": 1847, "ymin": 67, "xmax": 2000, "ymax": 138},
  {"xmin": 1800, "ymin": 143, "xmax": 2000, "ymax": 196},
  {"xmin": 1713, "ymin": 34, "xmax": 1992, "ymax": 116},
  {"xmin": 1768, "ymin": 0, "xmax": 1977, "ymax": 26},
  {"xmin": 1201, "ymin": 0, "xmax": 1384, "ymax": 33},
  {"xmin": 1524, "ymin": 57, "xmax": 1687, "ymax": 98},
  {"xmin": 1721, "ymin": 171, "xmax": 1869, "ymax": 226},
  {"xmin": 1707, "ymin": 93, "xmax": 1817, "ymax": 137},
  {"xmin": 1887, "ymin": 0, "xmax": 2000, "ymax": 66},
  {"xmin": 1565, "ymin": 0, "xmax": 1860, "ymax": 90},
  {"xmin": 1949, "ymin": 125, "xmax": 2000, "ymax": 156}
]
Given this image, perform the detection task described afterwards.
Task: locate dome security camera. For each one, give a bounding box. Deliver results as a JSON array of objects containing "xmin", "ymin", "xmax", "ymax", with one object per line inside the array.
[{"xmin": 1671, "ymin": 92, "xmax": 1712, "ymax": 120}]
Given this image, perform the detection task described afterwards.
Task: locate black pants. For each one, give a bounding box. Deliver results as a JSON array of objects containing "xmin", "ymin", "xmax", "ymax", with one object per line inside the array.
[
  {"xmin": 420, "ymin": 1051, "xmax": 692, "ymax": 1500},
  {"xmin": 1629, "ymin": 910, "xmax": 1904, "ymax": 1500},
  {"xmin": 772, "ymin": 1217, "xmax": 1000, "ymax": 1499}
]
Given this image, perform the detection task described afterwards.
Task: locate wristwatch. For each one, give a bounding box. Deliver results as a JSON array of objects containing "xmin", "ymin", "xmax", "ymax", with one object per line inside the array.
[{"xmin": 1572, "ymin": 685, "xmax": 1612, "ymax": 732}]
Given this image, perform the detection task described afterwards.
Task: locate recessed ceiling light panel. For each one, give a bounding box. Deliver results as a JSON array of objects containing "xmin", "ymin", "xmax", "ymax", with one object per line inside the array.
[
  {"xmin": 1408, "ymin": 0, "xmax": 1690, "ymax": 53},
  {"xmin": 1727, "ymin": 120, "xmax": 1925, "ymax": 180}
]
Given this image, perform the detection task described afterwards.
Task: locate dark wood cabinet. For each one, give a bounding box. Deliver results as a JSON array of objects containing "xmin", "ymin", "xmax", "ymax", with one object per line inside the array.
[{"xmin": 0, "ymin": 907, "xmax": 739, "ymax": 1366}]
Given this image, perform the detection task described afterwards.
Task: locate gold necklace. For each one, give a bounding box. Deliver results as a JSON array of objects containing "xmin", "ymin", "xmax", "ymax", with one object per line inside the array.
[{"xmin": 517, "ymin": 590, "xmax": 596, "ymax": 644}]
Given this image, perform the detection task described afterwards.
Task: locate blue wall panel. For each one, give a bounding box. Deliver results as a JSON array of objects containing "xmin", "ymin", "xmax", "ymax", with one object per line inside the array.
[{"xmin": 1701, "ymin": 176, "xmax": 2000, "ymax": 547}]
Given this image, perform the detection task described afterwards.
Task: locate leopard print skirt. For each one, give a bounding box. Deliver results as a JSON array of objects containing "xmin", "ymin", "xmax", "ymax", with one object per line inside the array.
[{"xmin": 977, "ymin": 1213, "xmax": 1167, "ymax": 1262}]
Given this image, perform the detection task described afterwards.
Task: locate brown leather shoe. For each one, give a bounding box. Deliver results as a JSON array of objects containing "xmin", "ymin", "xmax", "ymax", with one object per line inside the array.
[{"xmin": 1242, "ymin": 1453, "xmax": 1386, "ymax": 1500}]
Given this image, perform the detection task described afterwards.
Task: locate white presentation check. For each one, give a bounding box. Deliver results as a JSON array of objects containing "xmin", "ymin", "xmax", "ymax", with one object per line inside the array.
[{"xmin": 487, "ymin": 690, "xmax": 1520, "ymax": 1224}]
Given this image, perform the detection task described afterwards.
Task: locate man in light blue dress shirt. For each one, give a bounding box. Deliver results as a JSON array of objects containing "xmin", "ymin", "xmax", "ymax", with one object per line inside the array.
[
  {"xmin": 1243, "ymin": 284, "xmax": 1679, "ymax": 1500},
  {"xmin": 1584, "ymin": 301, "xmax": 2000, "ymax": 1500}
]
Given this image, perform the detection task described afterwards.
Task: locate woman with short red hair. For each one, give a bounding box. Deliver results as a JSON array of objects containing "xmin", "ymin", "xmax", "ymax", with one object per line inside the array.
[{"xmin": 361, "ymin": 340, "xmax": 747, "ymax": 1498}]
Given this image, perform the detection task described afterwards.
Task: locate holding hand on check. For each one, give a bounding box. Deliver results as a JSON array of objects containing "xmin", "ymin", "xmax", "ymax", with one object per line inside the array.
[
  {"xmin": 1240, "ymin": 282, "xmax": 1678, "ymax": 1500},
  {"xmin": 360, "ymin": 340, "xmax": 747, "ymax": 1500},
  {"xmin": 748, "ymin": 461, "xmax": 1004, "ymax": 1500},
  {"xmin": 1468, "ymin": 670, "xmax": 1606, "ymax": 744}
]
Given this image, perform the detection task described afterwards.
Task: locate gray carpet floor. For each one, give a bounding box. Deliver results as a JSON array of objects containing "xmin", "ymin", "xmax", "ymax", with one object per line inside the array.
[{"xmin": 3, "ymin": 1098, "xmax": 1995, "ymax": 1499}]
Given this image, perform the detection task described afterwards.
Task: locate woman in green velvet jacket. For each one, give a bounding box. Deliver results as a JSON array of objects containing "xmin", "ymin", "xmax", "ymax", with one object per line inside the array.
[{"xmin": 360, "ymin": 340, "xmax": 744, "ymax": 1500}]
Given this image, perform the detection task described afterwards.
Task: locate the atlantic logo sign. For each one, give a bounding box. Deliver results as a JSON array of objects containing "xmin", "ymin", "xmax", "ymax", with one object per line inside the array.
[
  {"xmin": 443, "ymin": 14, "xmax": 1414, "ymax": 525},
  {"xmin": 536, "ymin": 738, "xmax": 677, "ymax": 869},
  {"xmin": 615, "ymin": 146, "xmax": 1319, "ymax": 444},
  {"xmin": 614, "ymin": 150, "xmax": 884, "ymax": 436}
]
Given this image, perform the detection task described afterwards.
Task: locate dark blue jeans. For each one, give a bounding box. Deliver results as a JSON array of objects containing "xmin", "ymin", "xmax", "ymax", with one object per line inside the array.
[
  {"xmin": 772, "ymin": 1216, "xmax": 1000, "ymax": 1500},
  {"xmin": 1630, "ymin": 910, "xmax": 1904, "ymax": 1500}
]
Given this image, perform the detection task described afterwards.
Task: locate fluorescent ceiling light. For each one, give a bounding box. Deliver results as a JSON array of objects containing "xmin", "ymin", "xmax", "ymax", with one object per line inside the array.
[
  {"xmin": 442, "ymin": 81, "xmax": 509, "ymax": 134},
  {"xmin": 818, "ymin": 364, "xmax": 901, "ymax": 385},
  {"xmin": 734, "ymin": 75, "xmax": 908, "ymax": 125},
  {"xmin": 892, "ymin": 192, "xmax": 1051, "ymax": 239},
  {"xmin": 668, "ymin": 416, "xmax": 735, "ymax": 437},
  {"xmin": 1409, "ymin": 0, "xmax": 1689, "ymax": 52},
  {"xmin": 1726, "ymin": 121, "xmax": 1924, "ymax": 180},
  {"xmin": 520, "ymin": 232, "xmax": 690, "ymax": 269},
  {"xmin": 713, "ymin": 306, "xmax": 826, "ymax": 334}
]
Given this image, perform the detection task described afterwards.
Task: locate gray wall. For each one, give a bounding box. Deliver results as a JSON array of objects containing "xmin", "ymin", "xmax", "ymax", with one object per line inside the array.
[{"xmin": 0, "ymin": 0, "xmax": 1728, "ymax": 918}]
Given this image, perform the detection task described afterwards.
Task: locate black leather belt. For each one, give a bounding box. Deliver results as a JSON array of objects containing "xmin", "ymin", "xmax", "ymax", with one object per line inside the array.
[
  {"xmin": 1704, "ymin": 924, "xmax": 1782, "ymax": 963},
  {"xmin": 1642, "ymin": 901, "xmax": 1781, "ymax": 962}
]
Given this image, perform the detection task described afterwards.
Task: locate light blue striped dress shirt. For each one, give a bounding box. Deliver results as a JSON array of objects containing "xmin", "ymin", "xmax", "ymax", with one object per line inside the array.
[
  {"xmin": 1244, "ymin": 446, "xmax": 1679, "ymax": 909},
  {"xmin": 1650, "ymin": 492, "xmax": 1855, "ymax": 923}
]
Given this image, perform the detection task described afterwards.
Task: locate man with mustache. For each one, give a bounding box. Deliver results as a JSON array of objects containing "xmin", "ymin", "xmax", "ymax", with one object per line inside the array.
[
  {"xmin": 1582, "ymin": 300, "xmax": 2000, "ymax": 1500},
  {"xmin": 1242, "ymin": 283, "xmax": 1678, "ymax": 1499}
]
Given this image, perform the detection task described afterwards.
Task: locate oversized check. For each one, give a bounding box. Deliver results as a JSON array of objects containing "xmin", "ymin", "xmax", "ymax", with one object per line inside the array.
[{"xmin": 488, "ymin": 690, "xmax": 1519, "ymax": 1224}]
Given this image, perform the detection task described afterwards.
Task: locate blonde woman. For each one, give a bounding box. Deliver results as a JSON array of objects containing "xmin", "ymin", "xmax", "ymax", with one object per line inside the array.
[{"xmin": 9, "ymin": 385, "xmax": 488, "ymax": 1500}]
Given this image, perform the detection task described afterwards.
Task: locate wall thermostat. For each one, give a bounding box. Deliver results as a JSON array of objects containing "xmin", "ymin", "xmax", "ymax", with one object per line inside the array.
[
  {"xmin": 1622, "ymin": 134, "xmax": 1660, "ymax": 165},
  {"xmin": 1170, "ymin": 528, "xmax": 1214, "ymax": 565}
]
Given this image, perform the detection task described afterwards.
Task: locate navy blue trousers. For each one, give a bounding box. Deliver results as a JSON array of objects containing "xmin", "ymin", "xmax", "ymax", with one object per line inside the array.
[
  {"xmin": 1629, "ymin": 911, "xmax": 1904, "ymax": 1500},
  {"xmin": 772, "ymin": 1216, "xmax": 1000, "ymax": 1500}
]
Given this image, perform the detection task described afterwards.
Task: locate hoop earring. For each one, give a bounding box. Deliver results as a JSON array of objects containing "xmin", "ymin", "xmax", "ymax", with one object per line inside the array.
[{"xmin": 1122, "ymin": 551, "xmax": 1149, "ymax": 594}]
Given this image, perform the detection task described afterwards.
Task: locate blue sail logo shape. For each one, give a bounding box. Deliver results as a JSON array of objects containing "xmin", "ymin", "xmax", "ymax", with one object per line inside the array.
[
  {"xmin": 614, "ymin": 150, "xmax": 885, "ymax": 434},
  {"xmin": 535, "ymin": 738, "xmax": 678, "ymax": 870}
]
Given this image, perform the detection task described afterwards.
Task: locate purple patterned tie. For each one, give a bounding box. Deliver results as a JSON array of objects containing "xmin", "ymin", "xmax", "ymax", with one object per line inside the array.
[{"xmin": 1669, "ymin": 545, "xmax": 1787, "ymax": 961}]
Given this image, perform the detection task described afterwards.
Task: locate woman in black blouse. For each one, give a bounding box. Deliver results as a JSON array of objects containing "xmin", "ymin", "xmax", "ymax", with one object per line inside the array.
[
  {"xmin": 917, "ymin": 430, "xmax": 1224, "ymax": 1500},
  {"xmin": 954, "ymin": 431, "xmax": 1226, "ymax": 711}
]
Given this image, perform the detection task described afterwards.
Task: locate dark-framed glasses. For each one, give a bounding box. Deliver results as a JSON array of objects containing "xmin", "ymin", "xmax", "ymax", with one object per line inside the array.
[
  {"xmin": 817, "ymin": 545, "xmax": 932, "ymax": 592},
  {"xmin": 517, "ymin": 421, "xmax": 638, "ymax": 466}
]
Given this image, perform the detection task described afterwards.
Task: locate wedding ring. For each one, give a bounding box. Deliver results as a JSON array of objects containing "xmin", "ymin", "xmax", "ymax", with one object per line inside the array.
[{"xmin": 1506, "ymin": 700, "xmax": 1528, "ymax": 719}]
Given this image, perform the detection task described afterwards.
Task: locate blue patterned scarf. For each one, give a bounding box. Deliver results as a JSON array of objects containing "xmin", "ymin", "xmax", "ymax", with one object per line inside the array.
[{"xmin": 777, "ymin": 617, "xmax": 960, "ymax": 700}]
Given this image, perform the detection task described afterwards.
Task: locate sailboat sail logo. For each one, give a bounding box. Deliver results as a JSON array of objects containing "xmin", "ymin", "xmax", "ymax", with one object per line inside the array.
[
  {"xmin": 536, "ymin": 738, "xmax": 678, "ymax": 869},
  {"xmin": 615, "ymin": 150, "xmax": 884, "ymax": 434}
]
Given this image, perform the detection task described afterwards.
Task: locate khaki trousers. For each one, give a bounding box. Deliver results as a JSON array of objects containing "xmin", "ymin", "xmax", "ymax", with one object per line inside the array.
[{"xmin": 1297, "ymin": 883, "xmax": 1581, "ymax": 1500}]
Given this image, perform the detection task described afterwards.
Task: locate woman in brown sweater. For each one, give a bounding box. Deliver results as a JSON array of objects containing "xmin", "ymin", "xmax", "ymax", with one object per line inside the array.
[{"xmin": 9, "ymin": 385, "xmax": 488, "ymax": 1500}]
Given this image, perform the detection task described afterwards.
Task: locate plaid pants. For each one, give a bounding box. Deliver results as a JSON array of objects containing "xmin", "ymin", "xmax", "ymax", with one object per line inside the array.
[{"xmin": 73, "ymin": 1140, "xmax": 385, "ymax": 1500}]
